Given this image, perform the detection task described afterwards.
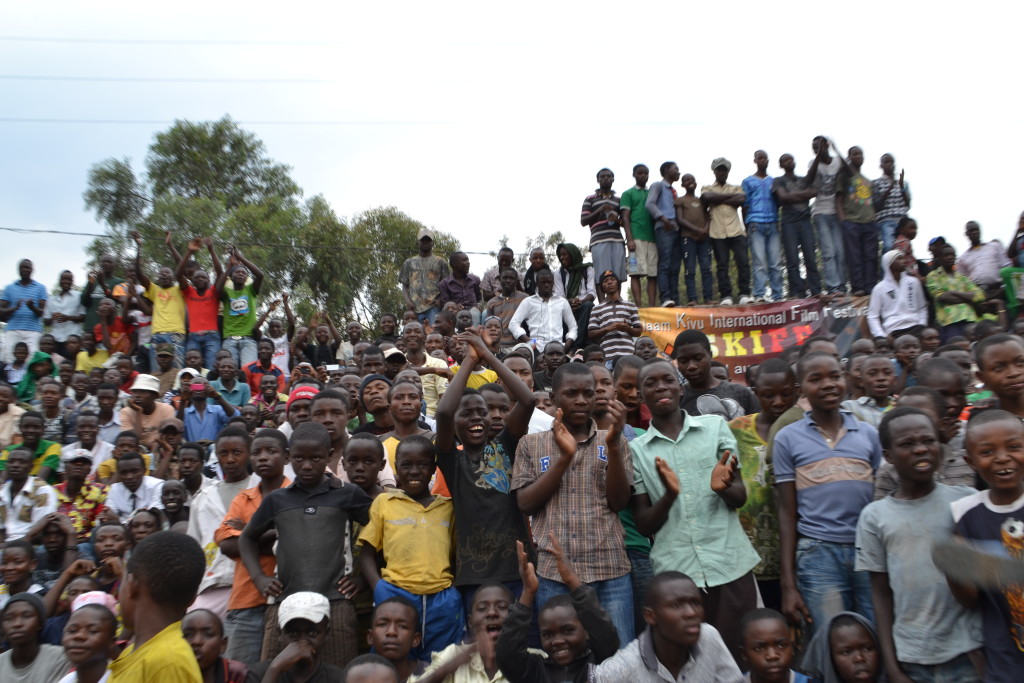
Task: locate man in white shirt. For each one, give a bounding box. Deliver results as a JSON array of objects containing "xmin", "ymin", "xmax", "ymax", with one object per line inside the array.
[
  {"xmin": 958, "ymin": 220, "xmax": 1011, "ymax": 298},
  {"xmin": 103, "ymin": 451, "xmax": 163, "ymax": 523},
  {"xmin": 0, "ymin": 446, "xmax": 59, "ymax": 542},
  {"xmin": 60, "ymin": 412, "xmax": 114, "ymax": 475},
  {"xmin": 508, "ymin": 268, "xmax": 578, "ymax": 352},
  {"xmin": 43, "ymin": 270, "xmax": 86, "ymax": 357}
]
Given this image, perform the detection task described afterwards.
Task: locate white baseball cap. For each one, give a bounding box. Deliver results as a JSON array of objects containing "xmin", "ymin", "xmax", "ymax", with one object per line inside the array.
[{"xmin": 277, "ymin": 591, "xmax": 330, "ymax": 628}]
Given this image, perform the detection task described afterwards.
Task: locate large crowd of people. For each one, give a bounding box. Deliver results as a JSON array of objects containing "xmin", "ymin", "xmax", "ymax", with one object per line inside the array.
[{"xmin": 1, "ymin": 136, "xmax": 1024, "ymax": 682}]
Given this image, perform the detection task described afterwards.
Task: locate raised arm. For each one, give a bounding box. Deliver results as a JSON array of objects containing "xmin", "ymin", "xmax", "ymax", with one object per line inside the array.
[
  {"xmin": 205, "ymin": 237, "xmax": 224, "ymax": 279},
  {"xmin": 602, "ymin": 405, "xmax": 630, "ymax": 512},
  {"xmin": 323, "ymin": 311, "xmax": 343, "ymax": 346},
  {"xmin": 130, "ymin": 231, "xmax": 151, "ymax": 289},
  {"xmin": 255, "ymin": 299, "xmax": 280, "ymax": 332},
  {"xmin": 164, "ymin": 231, "xmax": 183, "ymax": 267},
  {"xmin": 176, "ymin": 238, "xmax": 201, "ymax": 288},
  {"xmin": 434, "ymin": 347, "xmax": 476, "ymax": 452},
  {"xmin": 230, "ymin": 246, "xmax": 264, "ymax": 293}
]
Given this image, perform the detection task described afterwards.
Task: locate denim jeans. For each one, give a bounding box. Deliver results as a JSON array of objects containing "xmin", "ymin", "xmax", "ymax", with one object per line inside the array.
[
  {"xmin": 222, "ymin": 336, "xmax": 258, "ymax": 367},
  {"xmin": 224, "ymin": 606, "xmax": 266, "ymax": 666},
  {"xmin": 781, "ymin": 219, "xmax": 821, "ymax": 296},
  {"xmin": 900, "ymin": 653, "xmax": 981, "ymax": 683},
  {"xmin": 373, "ymin": 579, "xmax": 465, "ymax": 661},
  {"xmin": 683, "ymin": 237, "xmax": 713, "ymax": 303},
  {"xmin": 626, "ymin": 548, "xmax": 654, "ymax": 636},
  {"xmin": 813, "ymin": 213, "xmax": 846, "ymax": 293},
  {"xmin": 654, "ymin": 225, "xmax": 683, "ymax": 303},
  {"xmin": 877, "ymin": 218, "xmax": 902, "ymax": 253},
  {"xmin": 748, "ymin": 222, "xmax": 784, "ymax": 300},
  {"xmin": 150, "ymin": 332, "xmax": 184, "ymax": 368},
  {"xmin": 537, "ymin": 573, "xmax": 634, "ymax": 645},
  {"xmin": 416, "ymin": 307, "xmax": 439, "ymax": 326},
  {"xmin": 711, "ymin": 235, "xmax": 750, "ymax": 299},
  {"xmin": 842, "ymin": 220, "xmax": 879, "ymax": 294},
  {"xmin": 796, "ymin": 537, "xmax": 874, "ymax": 640},
  {"xmin": 186, "ymin": 331, "xmax": 222, "ymax": 371}
]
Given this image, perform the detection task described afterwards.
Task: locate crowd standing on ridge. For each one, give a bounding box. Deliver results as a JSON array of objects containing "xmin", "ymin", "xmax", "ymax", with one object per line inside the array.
[{"xmin": 3, "ymin": 136, "xmax": 1024, "ymax": 681}]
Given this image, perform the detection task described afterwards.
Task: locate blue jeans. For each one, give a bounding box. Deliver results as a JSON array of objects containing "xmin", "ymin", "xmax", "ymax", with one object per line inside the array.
[
  {"xmin": 537, "ymin": 573, "xmax": 634, "ymax": 645},
  {"xmin": 748, "ymin": 222, "xmax": 784, "ymax": 300},
  {"xmin": 186, "ymin": 331, "xmax": 221, "ymax": 371},
  {"xmin": 222, "ymin": 336, "xmax": 258, "ymax": 368},
  {"xmin": 842, "ymin": 220, "xmax": 879, "ymax": 294},
  {"xmin": 224, "ymin": 605, "xmax": 266, "ymax": 666},
  {"xmin": 796, "ymin": 538, "xmax": 874, "ymax": 640},
  {"xmin": 877, "ymin": 218, "xmax": 901, "ymax": 253},
  {"xmin": 683, "ymin": 237, "xmax": 713, "ymax": 303},
  {"xmin": 626, "ymin": 548, "xmax": 654, "ymax": 636},
  {"xmin": 150, "ymin": 332, "xmax": 184, "ymax": 368},
  {"xmin": 416, "ymin": 307, "xmax": 439, "ymax": 326},
  {"xmin": 781, "ymin": 219, "xmax": 821, "ymax": 296},
  {"xmin": 654, "ymin": 225, "xmax": 683, "ymax": 303},
  {"xmin": 813, "ymin": 213, "xmax": 846, "ymax": 293},
  {"xmin": 373, "ymin": 579, "xmax": 464, "ymax": 661},
  {"xmin": 900, "ymin": 653, "xmax": 981, "ymax": 683}
]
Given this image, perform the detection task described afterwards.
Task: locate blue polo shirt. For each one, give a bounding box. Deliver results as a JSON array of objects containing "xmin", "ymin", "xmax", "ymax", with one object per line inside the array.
[
  {"xmin": 773, "ymin": 411, "xmax": 882, "ymax": 544},
  {"xmin": 209, "ymin": 379, "xmax": 251, "ymax": 407},
  {"xmin": 183, "ymin": 403, "xmax": 231, "ymax": 442},
  {"xmin": 1, "ymin": 279, "xmax": 47, "ymax": 331}
]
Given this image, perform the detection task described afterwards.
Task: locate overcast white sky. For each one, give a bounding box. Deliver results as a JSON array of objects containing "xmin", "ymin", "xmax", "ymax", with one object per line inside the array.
[{"xmin": 3, "ymin": 1, "xmax": 1023, "ymax": 293}]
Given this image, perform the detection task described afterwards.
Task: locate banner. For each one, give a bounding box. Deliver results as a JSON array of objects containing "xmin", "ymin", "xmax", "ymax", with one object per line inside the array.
[{"xmin": 638, "ymin": 297, "xmax": 871, "ymax": 385}]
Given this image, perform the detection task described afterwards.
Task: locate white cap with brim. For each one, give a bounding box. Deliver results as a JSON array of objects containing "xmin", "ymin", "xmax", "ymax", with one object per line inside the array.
[
  {"xmin": 277, "ymin": 591, "xmax": 330, "ymax": 628},
  {"xmin": 130, "ymin": 374, "xmax": 161, "ymax": 393}
]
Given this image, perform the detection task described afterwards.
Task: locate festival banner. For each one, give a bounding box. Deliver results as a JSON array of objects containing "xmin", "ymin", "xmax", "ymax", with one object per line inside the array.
[{"xmin": 638, "ymin": 296, "xmax": 871, "ymax": 384}]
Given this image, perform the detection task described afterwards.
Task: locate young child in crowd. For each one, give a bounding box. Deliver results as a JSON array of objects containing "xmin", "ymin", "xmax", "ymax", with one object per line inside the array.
[
  {"xmin": 0, "ymin": 592, "xmax": 72, "ymax": 680},
  {"xmin": 496, "ymin": 535, "xmax": 619, "ymax": 682},
  {"xmin": 739, "ymin": 608, "xmax": 809, "ymax": 683},
  {"xmin": 247, "ymin": 591, "xmax": 345, "ymax": 682},
  {"xmin": 892, "ymin": 334, "xmax": 921, "ymax": 392},
  {"xmin": 107, "ymin": 530, "xmax": 206, "ymax": 680},
  {"xmin": 240, "ymin": 421, "xmax": 371, "ymax": 668},
  {"xmin": 773, "ymin": 352, "xmax": 881, "ymax": 637},
  {"xmin": 856, "ymin": 407, "xmax": 981, "ymax": 681},
  {"xmin": 90, "ymin": 522, "xmax": 130, "ymax": 595},
  {"xmin": 947, "ymin": 409, "xmax": 1024, "ymax": 679},
  {"xmin": 96, "ymin": 430, "xmax": 150, "ymax": 484},
  {"xmin": 512, "ymin": 362, "xmax": 635, "ymax": 644},
  {"xmin": 841, "ymin": 354, "xmax": 894, "ymax": 428},
  {"xmin": 359, "ymin": 435, "xmax": 462, "ymax": 660},
  {"xmin": 0, "ymin": 539, "xmax": 45, "ymax": 610},
  {"xmin": 366, "ymin": 597, "xmax": 424, "ymax": 682},
  {"xmin": 128, "ymin": 507, "xmax": 165, "ymax": 544},
  {"xmin": 630, "ymin": 358, "xmax": 759, "ymax": 663},
  {"xmin": 181, "ymin": 608, "xmax": 248, "ymax": 683},
  {"xmin": 41, "ymin": 559, "xmax": 100, "ymax": 644},
  {"xmin": 434, "ymin": 331, "xmax": 535, "ymax": 608},
  {"xmin": 801, "ymin": 612, "xmax": 882, "ymax": 683},
  {"xmin": 215, "ymin": 428, "xmax": 290, "ymax": 665},
  {"xmin": 729, "ymin": 358, "xmax": 798, "ymax": 611},
  {"xmin": 58, "ymin": 602, "xmax": 119, "ymax": 683},
  {"xmin": 592, "ymin": 571, "xmax": 743, "ymax": 682},
  {"xmin": 975, "ymin": 333, "xmax": 1024, "ymax": 418},
  {"xmin": 344, "ymin": 654, "xmax": 399, "ymax": 683}
]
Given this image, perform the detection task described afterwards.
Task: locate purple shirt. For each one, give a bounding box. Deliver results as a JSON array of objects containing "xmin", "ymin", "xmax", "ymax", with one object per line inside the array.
[{"xmin": 439, "ymin": 274, "xmax": 482, "ymax": 309}]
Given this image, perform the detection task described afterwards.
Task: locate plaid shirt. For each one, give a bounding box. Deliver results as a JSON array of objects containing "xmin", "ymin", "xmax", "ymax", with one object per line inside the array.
[
  {"xmin": 512, "ymin": 421, "xmax": 632, "ymax": 583},
  {"xmin": 56, "ymin": 480, "xmax": 108, "ymax": 542}
]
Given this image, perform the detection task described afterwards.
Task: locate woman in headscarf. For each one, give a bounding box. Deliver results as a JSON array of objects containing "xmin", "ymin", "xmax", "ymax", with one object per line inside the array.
[
  {"xmin": 554, "ymin": 243, "xmax": 597, "ymax": 348},
  {"xmin": 15, "ymin": 350, "xmax": 57, "ymax": 402}
]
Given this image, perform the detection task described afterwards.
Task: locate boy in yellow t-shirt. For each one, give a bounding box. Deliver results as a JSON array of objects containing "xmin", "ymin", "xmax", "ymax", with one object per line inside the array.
[
  {"xmin": 109, "ymin": 530, "xmax": 204, "ymax": 682},
  {"xmin": 358, "ymin": 435, "xmax": 463, "ymax": 660}
]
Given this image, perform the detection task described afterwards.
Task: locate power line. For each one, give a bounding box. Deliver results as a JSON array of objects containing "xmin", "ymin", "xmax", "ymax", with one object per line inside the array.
[
  {"xmin": 0, "ymin": 74, "xmax": 330, "ymax": 84},
  {"xmin": 0, "ymin": 118, "xmax": 455, "ymax": 126},
  {"xmin": 0, "ymin": 35, "xmax": 342, "ymax": 46}
]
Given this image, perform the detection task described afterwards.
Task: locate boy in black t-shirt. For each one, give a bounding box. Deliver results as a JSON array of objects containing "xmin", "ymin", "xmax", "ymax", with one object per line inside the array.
[
  {"xmin": 239, "ymin": 421, "xmax": 372, "ymax": 669},
  {"xmin": 433, "ymin": 330, "xmax": 536, "ymax": 608},
  {"xmin": 672, "ymin": 330, "xmax": 759, "ymax": 419}
]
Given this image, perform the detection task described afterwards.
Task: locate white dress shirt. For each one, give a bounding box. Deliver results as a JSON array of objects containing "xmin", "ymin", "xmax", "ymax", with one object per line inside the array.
[
  {"xmin": 508, "ymin": 294, "xmax": 578, "ymax": 348},
  {"xmin": 106, "ymin": 476, "xmax": 164, "ymax": 523},
  {"xmin": 43, "ymin": 290, "xmax": 86, "ymax": 342}
]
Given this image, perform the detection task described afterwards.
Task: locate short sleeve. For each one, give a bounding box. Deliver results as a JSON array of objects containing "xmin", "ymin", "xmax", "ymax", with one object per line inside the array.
[
  {"xmin": 214, "ymin": 492, "xmax": 248, "ymax": 544},
  {"xmin": 716, "ymin": 419, "xmax": 739, "ymax": 461},
  {"xmin": 631, "ymin": 440, "xmax": 648, "ymax": 496},
  {"xmin": 511, "ymin": 436, "xmax": 538, "ymax": 491},
  {"xmin": 398, "ymin": 259, "xmax": 411, "ymax": 287},
  {"xmin": 357, "ymin": 494, "xmax": 386, "ymax": 550},
  {"xmin": 773, "ymin": 428, "xmax": 796, "ymax": 483},
  {"xmin": 854, "ymin": 502, "xmax": 887, "ymax": 572},
  {"xmin": 245, "ymin": 494, "xmax": 278, "ymax": 536}
]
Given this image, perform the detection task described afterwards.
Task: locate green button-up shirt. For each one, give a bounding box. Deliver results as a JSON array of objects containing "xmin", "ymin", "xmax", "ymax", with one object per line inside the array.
[{"xmin": 631, "ymin": 413, "xmax": 760, "ymax": 587}]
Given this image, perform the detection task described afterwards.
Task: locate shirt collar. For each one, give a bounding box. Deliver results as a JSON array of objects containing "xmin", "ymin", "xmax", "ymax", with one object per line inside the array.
[
  {"xmin": 805, "ymin": 410, "xmax": 860, "ymax": 430},
  {"xmin": 646, "ymin": 414, "xmax": 705, "ymax": 443},
  {"xmin": 638, "ymin": 625, "xmax": 701, "ymax": 673}
]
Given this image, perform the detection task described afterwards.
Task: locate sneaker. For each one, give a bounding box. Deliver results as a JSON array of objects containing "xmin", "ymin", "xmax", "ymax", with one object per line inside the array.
[
  {"xmin": 738, "ymin": 295, "xmax": 754, "ymax": 305},
  {"xmin": 720, "ymin": 297, "xmax": 734, "ymax": 306},
  {"xmin": 661, "ymin": 299, "xmax": 676, "ymax": 307}
]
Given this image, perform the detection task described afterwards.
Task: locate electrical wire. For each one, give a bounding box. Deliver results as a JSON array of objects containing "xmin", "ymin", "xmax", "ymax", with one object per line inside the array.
[{"xmin": 0, "ymin": 35, "xmax": 342, "ymax": 46}]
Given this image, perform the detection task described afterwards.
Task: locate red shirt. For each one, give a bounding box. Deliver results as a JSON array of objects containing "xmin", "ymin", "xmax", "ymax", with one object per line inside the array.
[
  {"xmin": 243, "ymin": 360, "xmax": 286, "ymax": 395},
  {"xmin": 182, "ymin": 284, "xmax": 220, "ymax": 333},
  {"xmin": 93, "ymin": 318, "xmax": 133, "ymax": 355}
]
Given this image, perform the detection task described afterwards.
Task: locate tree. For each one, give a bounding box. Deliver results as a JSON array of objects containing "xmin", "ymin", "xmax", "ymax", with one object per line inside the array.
[
  {"xmin": 83, "ymin": 116, "xmax": 459, "ymax": 335},
  {"xmin": 501, "ymin": 231, "xmax": 571, "ymax": 272}
]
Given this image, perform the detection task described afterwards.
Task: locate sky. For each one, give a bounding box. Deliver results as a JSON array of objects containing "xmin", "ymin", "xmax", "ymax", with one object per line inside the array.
[{"xmin": 3, "ymin": 1, "xmax": 1024, "ymax": 294}]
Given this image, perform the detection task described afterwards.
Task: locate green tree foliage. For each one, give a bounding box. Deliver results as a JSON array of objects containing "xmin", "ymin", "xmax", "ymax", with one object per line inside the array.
[{"xmin": 82, "ymin": 117, "xmax": 459, "ymax": 335}]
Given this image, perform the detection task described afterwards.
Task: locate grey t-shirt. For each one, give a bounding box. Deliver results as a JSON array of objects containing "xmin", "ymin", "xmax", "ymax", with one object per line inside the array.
[
  {"xmin": 855, "ymin": 484, "xmax": 982, "ymax": 664},
  {"xmin": 0, "ymin": 644, "xmax": 70, "ymax": 683},
  {"xmin": 809, "ymin": 157, "xmax": 843, "ymax": 216},
  {"xmin": 680, "ymin": 381, "xmax": 760, "ymax": 419}
]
